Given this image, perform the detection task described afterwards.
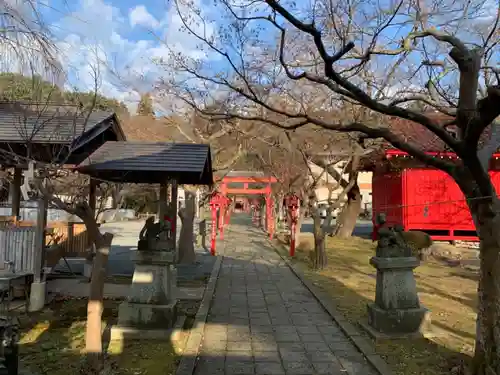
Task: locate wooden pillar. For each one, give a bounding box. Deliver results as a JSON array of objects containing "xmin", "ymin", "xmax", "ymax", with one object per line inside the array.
[
  {"xmin": 170, "ymin": 180, "xmax": 178, "ymax": 252},
  {"xmin": 11, "ymin": 167, "xmax": 22, "ymax": 218},
  {"xmin": 159, "ymin": 183, "xmax": 168, "ymax": 221},
  {"xmin": 265, "ymin": 184, "xmax": 271, "ymax": 232},
  {"xmin": 33, "ymin": 197, "xmax": 48, "ymax": 282},
  {"xmin": 89, "ymin": 178, "xmax": 97, "ymax": 219}
]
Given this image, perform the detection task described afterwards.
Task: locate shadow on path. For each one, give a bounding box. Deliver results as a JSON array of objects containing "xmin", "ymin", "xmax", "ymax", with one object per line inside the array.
[{"xmin": 193, "ymin": 214, "xmax": 379, "ymax": 375}]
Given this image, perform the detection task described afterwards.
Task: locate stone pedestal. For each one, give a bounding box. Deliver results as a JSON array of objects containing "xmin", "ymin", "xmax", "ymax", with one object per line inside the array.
[
  {"xmin": 28, "ymin": 281, "xmax": 46, "ymax": 312},
  {"xmin": 365, "ymin": 256, "xmax": 430, "ymax": 337},
  {"xmin": 114, "ymin": 250, "xmax": 178, "ymax": 338}
]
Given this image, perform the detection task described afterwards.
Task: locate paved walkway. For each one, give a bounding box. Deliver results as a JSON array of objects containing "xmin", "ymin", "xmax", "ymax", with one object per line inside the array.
[{"xmin": 194, "ymin": 217, "xmax": 379, "ymax": 375}]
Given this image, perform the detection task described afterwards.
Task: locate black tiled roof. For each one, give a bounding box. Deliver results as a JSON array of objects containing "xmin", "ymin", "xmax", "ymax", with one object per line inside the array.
[
  {"xmin": 77, "ymin": 141, "xmax": 213, "ymax": 185},
  {"xmin": 0, "ymin": 102, "xmax": 115, "ymax": 143}
]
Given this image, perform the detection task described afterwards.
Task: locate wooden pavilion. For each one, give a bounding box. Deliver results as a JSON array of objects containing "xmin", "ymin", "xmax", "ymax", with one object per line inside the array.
[
  {"xmin": 0, "ymin": 102, "xmax": 214, "ymax": 313},
  {"xmin": 0, "ymin": 101, "xmax": 125, "ymax": 217}
]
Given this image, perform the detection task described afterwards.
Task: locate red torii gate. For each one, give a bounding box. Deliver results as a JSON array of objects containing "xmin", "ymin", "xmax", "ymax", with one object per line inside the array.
[{"xmin": 219, "ymin": 173, "xmax": 277, "ymax": 238}]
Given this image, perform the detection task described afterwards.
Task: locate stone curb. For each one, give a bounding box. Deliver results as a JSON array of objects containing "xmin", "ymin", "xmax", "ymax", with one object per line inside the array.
[
  {"xmin": 269, "ymin": 240, "xmax": 393, "ymax": 375},
  {"xmin": 175, "ymin": 255, "xmax": 222, "ymax": 375}
]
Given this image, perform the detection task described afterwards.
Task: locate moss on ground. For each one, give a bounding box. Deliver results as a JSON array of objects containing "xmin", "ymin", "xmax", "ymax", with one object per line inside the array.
[{"xmin": 19, "ymin": 298, "xmax": 180, "ymax": 375}]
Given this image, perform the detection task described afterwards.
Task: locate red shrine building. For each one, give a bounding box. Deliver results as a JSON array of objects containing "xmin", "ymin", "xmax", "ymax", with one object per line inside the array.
[{"xmin": 362, "ymin": 116, "xmax": 500, "ymax": 242}]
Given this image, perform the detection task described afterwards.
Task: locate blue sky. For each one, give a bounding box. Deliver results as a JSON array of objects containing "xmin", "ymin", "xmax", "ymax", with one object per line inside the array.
[
  {"xmin": 26, "ymin": 0, "xmax": 498, "ymax": 114},
  {"xmin": 35, "ymin": 0, "xmax": 209, "ymax": 112}
]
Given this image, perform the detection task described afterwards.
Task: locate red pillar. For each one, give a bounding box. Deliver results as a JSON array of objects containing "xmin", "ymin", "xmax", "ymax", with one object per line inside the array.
[
  {"xmin": 219, "ymin": 206, "xmax": 225, "ymax": 240},
  {"xmin": 268, "ymin": 199, "xmax": 274, "ymax": 239},
  {"xmin": 265, "ymin": 185, "xmax": 272, "ymax": 235},
  {"xmin": 286, "ymin": 194, "xmax": 299, "ymax": 257},
  {"xmin": 211, "ymin": 205, "xmax": 217, "ymax": 255},
  {"xmin": 225, "ymin": 198, "xmax": 232, "ymax": 225},
  {"xmin": 290, "ymin": 219, "xmax": 296, "ymax": 257}
]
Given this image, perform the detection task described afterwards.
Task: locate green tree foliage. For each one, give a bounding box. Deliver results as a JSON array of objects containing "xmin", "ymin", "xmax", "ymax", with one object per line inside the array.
[
  {"xmin": 136, "ymin": 93, "xmax": 154, "ymax": 116},
  {"xmin": 0, "ymin": 73, "xmax": 130, "ymax": 117}
]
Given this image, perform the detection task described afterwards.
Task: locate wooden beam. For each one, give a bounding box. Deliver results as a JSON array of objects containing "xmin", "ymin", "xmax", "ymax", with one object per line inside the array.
[
  {"xmin": 11, "ymin": 167, "xmax": 22, "ymax": 218},
  {"xmin": 225, "ymin": 188, "xmax": 269, "ymax": 195},
  {"xmin": 159, "ymin": 183, "xmax": 168, "ymax": 221},
  {"xmin": 219, "ymin": 176, "xmax": 278, "ymax": 183},
  {"xmin": 170, "ymin": 180, "xmax": 178, "ymax": 258},
  {"xmin": 34, "ymin": 197, "xmax": 48, "ymax": 282}
]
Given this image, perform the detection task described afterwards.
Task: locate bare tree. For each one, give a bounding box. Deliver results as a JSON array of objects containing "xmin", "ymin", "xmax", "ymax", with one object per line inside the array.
[
  {"xmin": 0, "ymin": 2, "xmax": 120, "ymax": 373},
  {"xmin": 0, "ymin": 0, "xmax": 61, "ymax": 83},
  {"xmin": 0, "ymin": 71, "xmax": 120, "ymax": 375},
  {"xmin": 160, "ymin": 109, "xmax": 251, "ymax": 263},
  {"xmin": 250, "ymin": 124, "xmax": 363, "ymax": 268},
  {"xmin": 162, "ymin": 0, "xmax": 500, "ymax": 372},
  {"xmin": 35, "ymin": 174, "xmax": 114, "ymax": 374}
]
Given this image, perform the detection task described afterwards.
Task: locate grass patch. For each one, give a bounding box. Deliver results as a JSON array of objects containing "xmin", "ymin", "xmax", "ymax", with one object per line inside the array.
[
  {"xmin": 276, "ymin": 233, "xmax": 475, "ymax": 375},
  {"xmin": 19, "ymin": 298, "xmax": 180, "ymax": 375}
]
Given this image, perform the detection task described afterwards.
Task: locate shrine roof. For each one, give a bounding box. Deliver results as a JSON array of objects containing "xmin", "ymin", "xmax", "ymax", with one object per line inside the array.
[
  {"xmin": 0, "ymin": 102, "xmax": 124, "ymax": 143},
  {"xmin": 359, "ymin": 112, "xmax": 494, "ymax": 171},
  {"xmin": 0, "ymin": 101, "xmax": 126, "ymax": 166},
  {"xmin": 77, "ymin": 141, "xmax": 213, "ymax": 185}
]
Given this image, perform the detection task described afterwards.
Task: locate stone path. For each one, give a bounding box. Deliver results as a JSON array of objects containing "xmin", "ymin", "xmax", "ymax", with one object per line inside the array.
[{"xmin": 194, "ymin": 216, "xmax": 379, "ymax": 375}]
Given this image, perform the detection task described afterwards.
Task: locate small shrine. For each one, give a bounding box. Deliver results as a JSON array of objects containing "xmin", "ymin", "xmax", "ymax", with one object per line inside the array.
[{"xmin": 77, "ymin": 141, "xmax": 213, "ymax": 337}]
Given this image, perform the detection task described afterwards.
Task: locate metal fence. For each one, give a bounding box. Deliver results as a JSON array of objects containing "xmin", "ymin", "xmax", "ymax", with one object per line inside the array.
[{"xmin": 0, "ymin": 227, "xmax": 36, "ymax": 274}]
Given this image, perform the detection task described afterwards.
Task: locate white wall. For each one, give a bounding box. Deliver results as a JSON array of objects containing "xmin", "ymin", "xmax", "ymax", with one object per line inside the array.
[{"xmin": 308, "ymin": 162, "xmax": 372, "ymax": 205}]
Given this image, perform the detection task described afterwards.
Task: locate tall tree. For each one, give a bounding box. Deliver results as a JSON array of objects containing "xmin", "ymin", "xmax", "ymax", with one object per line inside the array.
[
  {"xmin": 162, "ymin": 109, "xmax": 253, "ymax": 263},
  {"xmin": 0, "ymin": 2, "xmax": 123, "ymax": 373},
  {"xmin": 164, "ymin": 0, "xmax": 500, "ymax": 373},
  {"xmin": 137, "ymin": 93, "xmax": 155, "ymax": 116},
  {"xmin": 0, "ymin": 73, "xmax": 130, "ymax": 117}
]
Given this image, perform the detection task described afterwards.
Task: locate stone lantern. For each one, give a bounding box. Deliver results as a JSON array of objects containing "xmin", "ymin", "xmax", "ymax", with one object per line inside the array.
[{"xmin": 365, "ymin": 215, "xmax": 431, "ymax": 337}]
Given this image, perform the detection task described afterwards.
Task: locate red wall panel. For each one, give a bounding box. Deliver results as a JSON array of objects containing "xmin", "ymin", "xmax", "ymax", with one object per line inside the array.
[
  {"xmin": 372, "ymin": 171, "xmax": 403, "ymax": 227},
  {"xmin": 403, "ymin": 169, "xmax": 472, "ymax": 230},
  {"xmin": 372, "ymin": 163, "xmax": 500, "ymax": 241}
]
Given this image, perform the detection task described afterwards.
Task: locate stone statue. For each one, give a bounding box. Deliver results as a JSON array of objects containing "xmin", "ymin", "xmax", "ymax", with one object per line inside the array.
[
  {"xmin": 138, "ymin": 216, "xmax": 170, "ymax": 251},
  {"xmin": 375, "ymin": 214, "xmax": 412, "ymax": 258}
]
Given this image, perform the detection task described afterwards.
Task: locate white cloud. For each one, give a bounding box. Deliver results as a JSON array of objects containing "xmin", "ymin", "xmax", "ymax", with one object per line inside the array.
[
  {"xmin": 46, "ymin": 0, "xmax": 219, "ymax": 114},
  {"xmin": 129, "ymin": 5, "xmax": 160, "ymax": 29}
]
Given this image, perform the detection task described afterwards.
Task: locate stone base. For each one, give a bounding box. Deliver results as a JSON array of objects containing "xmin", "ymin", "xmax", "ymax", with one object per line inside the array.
[
  {"xmin": 83, "ymin": 261, "xmax": 92, "ymax": 279},
  {"xmin": 127, "ymin": 262, "xmax": 176, "ymax": 305},
  {"xmin": 360, "ymin": 321, "xmax": 433, "ymax": 341},
  {"xmin": 117, "ymin": 300, "xmax": 178, "ymax": 330},
  {"xmin": 28, "ymin": 281, "xmax": 46, "ymax": 312},
  {"xmin": 367, "ymin": 303, "xmax": 431, "ymax": 336},
  {"xmin": 110, "ymin": 316, "xmax": 185, "ymax": 342}
]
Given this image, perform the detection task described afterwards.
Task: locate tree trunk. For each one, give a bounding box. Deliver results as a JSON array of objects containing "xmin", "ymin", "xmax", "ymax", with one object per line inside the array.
[
  {"xmin": 312, "ymin": 210, "xmax": 327, "ymax": 270},
  {"xmin": 178, "ymin": 188, "xmax": 196, "ymax": 264},
  {"xmin": 111, "ymin": 184, "xmax": 121, "ymax": 209},
  {"xmin": 468, "ymin": 199, "xmax": 500, "ymax": 375},
  {"xmin": 295, "ymin": 207, "xmax": 305, "ymax": 245},
  {"xmin": 81, "ymin": 214, "xmax": 114, "ymax": 373},
  {"xmin": 260, "ymin": 203, "xmax": 266, "ymax": 228},
  {"xmin": 199, "ymin": 204, "xmax": 206, "ymax": 221},
  {"xmin": 334, "ymin": 183, "xmax": 362, "ymax": 238},
  {"xmin": 278, "ymin": 194, "xmax": 284, "ymax": 223}
]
